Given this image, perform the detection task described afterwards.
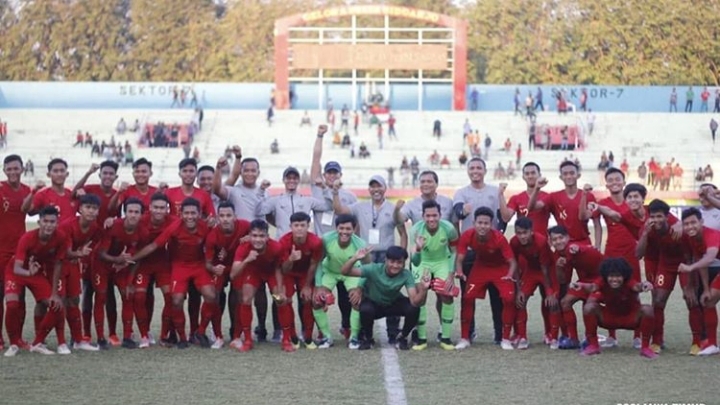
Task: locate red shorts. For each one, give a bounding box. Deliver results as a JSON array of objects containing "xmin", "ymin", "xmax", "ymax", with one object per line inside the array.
[
  {"xmin": 519, "ymin": 271, "xmax": 552, "ymax": 297},
  {"xmin": 598, "ymin": 306, "xmax": 640, "ymax": 330},
  {"xmin": 134, "ymin": 264, "xmax": 171, "ymax": 290},
  {"xmin": 565, "ymin": 279, "xmax": 595, "ymax": 301},
  {"xmin": 211, "ymin": 271, "xmax": 229, "ymax": 291},
  {"xmin": 93, "ymin": 262, "xmax": 132, "ymax": 293},
  {"xmin": 59, "ymin": 261, "xmax": 82, "ymax": 298},
  {"xmin": 171, "ymin": 263, "xmax": 213, "ymax": 295},
  {"xmin": 233, "ymin": 269, "xmax": 293, "ymax": 294},
  {"xmin": 465, "ymin": 266, "xmax": 515, "ymax": 301},
  {"xmin": 4, "ymin": 273, "xmax": 52, "ymax": 301},
  {"xmin": 711, "ymin": 273, "xmax": 720, "ymax": 291},
  {"xmin": 644, "ymin": 259, "xmax": 658, "ymax": 284}
]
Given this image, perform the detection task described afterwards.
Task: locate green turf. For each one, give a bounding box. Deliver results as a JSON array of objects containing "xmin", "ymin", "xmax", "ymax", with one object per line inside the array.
[{"xmin": 0, "ymin": 226, "xmax": 716, "ymax": 405}]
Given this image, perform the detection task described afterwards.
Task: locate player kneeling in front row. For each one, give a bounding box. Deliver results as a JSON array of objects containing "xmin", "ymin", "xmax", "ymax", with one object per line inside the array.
[
  {"xmin": 341, "ymin": 246, "xmax": 429, "ymax": 350},
  {"xmin": 573, "ymin": 258, "xmax": 657, "ymax": 359}
]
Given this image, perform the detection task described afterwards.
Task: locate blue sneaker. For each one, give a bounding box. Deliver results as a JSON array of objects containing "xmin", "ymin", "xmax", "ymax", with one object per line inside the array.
[{"xmin": 559, "ymin": 338, "xmax": 580, "ymax": 350}]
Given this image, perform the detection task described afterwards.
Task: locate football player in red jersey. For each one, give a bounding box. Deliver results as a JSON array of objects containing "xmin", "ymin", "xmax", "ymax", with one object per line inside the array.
[
  {"xmin": 97, "ymin": 198, "xmax": 146, "ymax": 349},
  {"xmin": 231, "ymin": 220, "xmax": 295, "ymax": 352},
  {"xmin": 549, "ymin": 225, "xmax": 603, "ymax": 350},
  {"xmin": 575, "ymin": 258, "xmax": 656, "ymax": 358},
  {"xmin": 454, "ymin": 207, "xmax": 518, "ymax": 351},
  {"xmin": 204, "ymin": 201, "xmax": 250, "ymax": 349},
  {"xmin": 58, "ymin": 194, "xmax": 104, "ymax": 352},
  {"xmin": 678, "ymin": 207, "xmax": 720, "ymax": 356},
  {"xmin": 0, "ymin": 155, "xmax": 31, "ymax": 351},
  {"xmin": 22, "ymin": 158, "xmax": 76, "ymax": 220},
  {"xmin": 130, "ymin": 197, "xmax": 218, "ymax": 349},
  {"xmin": 279, "ymin": 212, "xmax": 323, "ymax": 349},
  {"xmin": 108, "ymin": 158, "xmax": 161, "ymax": 213},
  {"xmin": 4, "ymin": 206, "xmax": 68, "ymax": 356},
  {"xmin": 509, "ymin": 217, "xmax": 559, "ymax": 349}
]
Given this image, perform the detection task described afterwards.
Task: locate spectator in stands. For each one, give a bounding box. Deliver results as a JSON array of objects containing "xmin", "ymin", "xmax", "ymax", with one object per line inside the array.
[
  {"xmin": 513, "ymin": 88, "xmax": 521, "ymax": 115},
  {"xmin": 267, "ymin": 105, "xmax": 274, "ymax": 127},
  {"xmin": 471, "ymin": 143, "xmax": 481, "ymax": 158},
  {"xmin": 440, "ymin": 155, "xmax": 450, "ymax": 169},
  {"xmin": 433, "ymin": 119, "xmax": 442, "ymax": 139},
  {"xmin": 535, "ymin": 87, "xmax": 544, "ymax": 111},
  {"xmin": 410, "ymin": 157, "xmax": 420, "ymax": 187},
  {"xmin": 704, "ymin": 165, "xmax": 714, "ymax": 182},
  {"xmin": 580, "ymin": 88, "xmax": 588, "ymax": 112},
  {"xmin": 183, "ymin": 143, "xmax": 191, "ymax": 159},
  {"xmin": 300, "ymin": 111, "xmax": 312, "ymax": 127},
  {"xmin": 340, "ymin": 105, "xmax": 350, "ymax": 132},
  {"xmin": 701, "ymin": 87, "xmax": 710, "ymax": 112},
  {"xmin": 637, "ymin": 161, "xmax": 647, "ymax": 184},
  {"xmin": 556, "ymin": 91, "xmax": 568, "ymax": 114},
  {"xmin": 696, "ymin": 167, "xmax": 705, "ymax": 182},
  {"xmin": 180, "ymin": 88, "xmax": 187, "ymax": 106},
  {"xmin": 543, "ymin": 128, "xmax": 551, "ymax": 150},
  {"xmin": 83, "ymin": 132, "xmax": 92, "ymax": 147},
  {"xmin": 353, "ymin": 111, "xmax": 360, "ymax": 135},
  {"xmin": 660, "ymin": 162, "xmax": 673, "ymax": 191},
  {"xmin": 190, "ymin": 88, "xmax": 198, "ymax": 108},
  {"xmin": 114, "ymin": 147, "xmax": 123, "ymax": 164},
  {"xmin": 685, "ymin": 86, "xmax": 694, "ymax": 112},
  {"xmin": 386, "ymin": 167, "xmax": 396, "ymax": 189},
  {"xmin": 0, "ymin": 120, "xmax": 6, "ymax": 140},
  {"xmin": 515, "ymin": 144, "xmax": 522, "ymax": 167},
  {"xmin": 192, "ymin": 146, "xmax": 200, "ymax": 162},
  {"xmin": 400, "ymin": 156, "xmax": 409, "ymax": 170},
  {"xmin": 503, "ymin": 138, "xmax": 512, "ymax": 153},
  {"xmin": 483, "ymin": 134, "xmax": 492, "ymax": 160},
  {"xmin": 22, "ymin": 159, "xmax": 33, "ymax": 177},
  {"xmin": 586, "ymin": 109, "xmax": 596, "ymax": 136},
  {"xmin": 359, "ymin": 142, "xmax": 370, "ymax": 159},
  {"xmin": 73, "ymin": 131, "xmax": 84, "ymax": 147},
  {"xmin": 459, "ymin": 150, "xmax": 468, "ymax": 166},
  {"xmin": 429, "ymin": 150, "xmax": 440, "ymax": 167},
  {"xmin": 341, "ymin": 133, "xmax": 351, "ymax": 148},
  {"xmin": 124, "ymin": 148, "xmax": 134, "ymax": 167},
  {"xmin": 270, "ymin": 139, "xmax": 279, "ymax": 154},
  {"xmin": 493, "ymin": 162, "xmax": 506, "ymax": 180},
  {"xmin": 377, "ymin": 123, "xmax": 384, "ymax": 150},
  {"xmin": 560, "ymin": 127, "xmax": 569, "ymax": 150},
  {"xmin": 715, "ymin": 90, "xmax": 720, "ymax": 113},
  {"xmin": 669, "ymin": 88, "xmax": 678, "ymax": 112},
  {"xmin": 620, "ymin": 158, "xmax": 629, "ymax": 177},
  {"xmin": 648, "ymin": 158, "xmax": 658, "ymax": 186},
  {"xmin": 608, "ymin": 151, "xmax": 615, "ymax": 167},
  {"xmin": 528, "ymin": 123, "xmax": 536, "ymax": 150},
  {"xmin": 710, "ymin": 118, "xmax": 718, "ymax": 144},
  {"xmin": 467, "ymin": 87, "xmax": 478, "ymax": 111},
  {"xmin": 197, "ymin": 107, "xmax": 204, "ymax": 130},
  {"xmin": 332, "ymin": 132, "xmax": 342, "ymax": 147},
  {"xmin": 388, "ymin": 115, "xmax": 397, "ymax": 140},
  {"xmin": 116, "ymin": 118, "xmax": 127, "ymax": 135},
  {"xmin": 0, "ymin": 131, "xmax": 5, "ymax": 149},
  {"xmin": 673, "ymin": 163, "xmax": 684, "ymax": 190},
  {"xmin": 525, "ymin": 91, "xmax": 534, "ymax": 117},
  {"xmin": 597, "ymin": 152, "xmax": 610, "ymax": 184},
  {"xmin": 300, "ymin": 169, "xmax": 310, "ymax": 186},
  {"xmin": 171, "ymin": 87, "xmax": 180, "ymax": 107},
  {"xmin": 130, "ymin": 119, "xmax": 140, "ymax": 132}
]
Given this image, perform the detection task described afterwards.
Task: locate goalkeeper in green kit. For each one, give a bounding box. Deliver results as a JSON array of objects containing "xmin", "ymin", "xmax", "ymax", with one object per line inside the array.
[
  {"xmin": 312, "ymin": 214, "xmax": 368, "ymax": 349},
  {"xmin": 408, "ymin": 200, "xmax": 459, "ymax": 350}
]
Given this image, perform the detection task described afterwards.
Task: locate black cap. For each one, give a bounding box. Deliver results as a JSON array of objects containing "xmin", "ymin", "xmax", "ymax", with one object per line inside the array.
[{"xmin": 283, "ymin": 166, "xmax": 300, "ymax": 178}]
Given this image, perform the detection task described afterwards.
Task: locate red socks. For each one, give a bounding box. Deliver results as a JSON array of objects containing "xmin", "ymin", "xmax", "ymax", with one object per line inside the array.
[
  {"xmin": 689, "ymin": 306, "xmax": 703, "ymax": 345},
  {"xmin": 652, "ymin": 307, "xmax": 665, "ymax": 346},
  {"xmin": 66, "ymin": 305, "xmax": 83, "ymax": 343},
  {"xmin": 134, "ymin": 291, "xmax": 149, "ymax": 338},
  {"xmin": 639, "ymin": 313, "xmax": 655, "ymax": 349},
  {"xmin": 582, "ymin": 311, "xmax": 599, "ymax": 346},
  {"xmin": 515, "ymin": 308, "xmax": 528, "ymax": 339},
  {"xmin": 704, "ymin": 306, "xmax": 718, "ymax": 346},
  {"xmin": 171, "ymin": 306, "xmax": 187, "ymax": 342},
  {"xmin": 501, "ymin": 300, "xmax": 517, "ymax": 340},
  {"xmin": 460, "ymin": 298, "xmax": 475, "ymax": 340},
  {"xmin": 562, "ymin": 308, "xmax": 578, "ymax": 340},
  {"xmin": 94, "ymin": 292, "xmax": 107, "ymax": 340},
  {"xmin": 238, "ymin": 304, "xmax": 253, "ymax": 342},
  {"xmin": 5, "ymin": 300, "xmax": 22, "ymax": 345},
  {"xmin": 121, "ymin": 296, "xmax": 134, "ymax": 340}
]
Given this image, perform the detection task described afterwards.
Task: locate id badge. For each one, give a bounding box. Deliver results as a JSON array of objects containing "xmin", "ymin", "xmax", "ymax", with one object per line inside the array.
[
  {"xmin": 321, "ymin": 211, "xmax": 334, "ymax": 226},
  {"xmin": 368, "ymin": 229, "xmax": 380, "ymax": 245}
]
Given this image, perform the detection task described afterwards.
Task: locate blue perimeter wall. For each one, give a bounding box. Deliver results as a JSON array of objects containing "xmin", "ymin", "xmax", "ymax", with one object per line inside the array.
[{"xmin": 0, "ymin": 81, "xmax": 709, "ymax": 112}]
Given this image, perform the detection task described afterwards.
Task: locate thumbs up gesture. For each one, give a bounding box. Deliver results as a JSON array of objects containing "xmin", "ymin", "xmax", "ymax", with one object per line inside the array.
[{"xmin": 289, "ymin": 245, "xmax": 302, "ymax": 262}]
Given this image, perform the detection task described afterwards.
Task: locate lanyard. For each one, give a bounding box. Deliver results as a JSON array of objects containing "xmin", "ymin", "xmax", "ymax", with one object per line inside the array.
[
  {"xmin": 290, "ymin": 194, "xmax": 295, "ymax": 214},
  {"xmin": 371, "ymin": 202, "xmax": 380, "ymax": 228}
]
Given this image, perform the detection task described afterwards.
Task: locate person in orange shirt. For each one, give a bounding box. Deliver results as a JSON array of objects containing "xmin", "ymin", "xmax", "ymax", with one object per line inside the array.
[
  {"xmin": 672, "ymin": 163, "xmax": 684, "ymax": 190},
  {"xmin": 620, "ymin": 159, "xmax": 629, "ymax": 177},
  {"xmin": 647, "ymin": 158, "xmax": 658, "ymax": 188},
  {"xmin": 660, "ymin": 163, "xmax": 673, "ymax": 191}
]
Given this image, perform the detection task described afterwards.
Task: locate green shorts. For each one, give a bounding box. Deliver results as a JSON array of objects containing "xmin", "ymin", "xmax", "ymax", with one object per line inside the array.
[
  {"xmin": 412, "ymin": 259, "xmax": 452, "ymax": 281},
  {"xmin": 318, "ymin": 271, "xmax": 362, "ymax": 291}
]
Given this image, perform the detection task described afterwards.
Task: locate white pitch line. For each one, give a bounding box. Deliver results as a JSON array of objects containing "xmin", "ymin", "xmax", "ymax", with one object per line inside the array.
[{"xmin": 377, "ymin": 318, "xmax": 408, "ymax": 405}]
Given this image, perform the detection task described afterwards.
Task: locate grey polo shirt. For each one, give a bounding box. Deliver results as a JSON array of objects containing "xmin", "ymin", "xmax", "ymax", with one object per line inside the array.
[
  {"xmin": 256, "ymin": 192, "xmax": 330, "ymax": 237},
  {"xmin": 312, "ymin": 185, "xmax": 357, "ymax": 235},
  {"xmin": 453, "ymin": 183, "xmax": 500, "ymax": 232},
  {"xmin": 350, "ymin": 200, "xmax": 396, "ymax": 251},
  {"xmin": 222, "ymin": 184, "xmax": 264, "ymax": 221},
  {"xmin": 211, "ymin": 193, "xmax": 221, "ymax": 213},
  {"xmin": 400, "ymin": 195, "xmax": 455, "ymax": 224}
]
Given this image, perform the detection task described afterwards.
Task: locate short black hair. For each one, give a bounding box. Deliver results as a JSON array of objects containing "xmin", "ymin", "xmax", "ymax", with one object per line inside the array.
[
  {"xmin": 181, "ymin": 197, "xmax": 200, "ymax": 211},
  {"xmin": 700, "ymin": 183, "xmax": 717, "ymax": 190},
  {"xmin": 522, "ymin": 162, "xmax": 541, "ymax": 174},
  {"xmin": 132, "ymin": 158, "xmax": 152, "ymax": 169},
  {"xmin": 335, "ymin": 213, "xmax": 357, "ymax": 228},
  {"xmin": 418, "ymin": 170, "xmax": 439, "ymax": 184},
  {"xmin": 150, "ymin": 193, "xmax": 169, "ymax": 204},
  {"xmin": 473, "ymin": 207, "xmax": 494, "ymax": 220},
  {"xmin": 599, "ymin": 258, "xmax": 632, "ymax": 283},
  {"xmin": 3, "ymin": 154, "xmax": 23, "ymax": 166},
  {"xmin": 178, "ymin": 158, "xmax": 197, "ymax": 170},
  {"xmin": 467, "ymin": 157, "xmax": 486, "ymax": 170},
  {"xmin": 647, "ymin": 199, "xmax": 670, "ymax": 215},
  {"xmin": 249, "ymin": 219, "xmax": 269, "ymax": 233},
  {"xmin": 217, "ymin": 201, "xmax": 235, "ymax": 212},
  {"xmin": 100, "ymin": 160, "xmax": 119, "ymax": 172},
  {"xmin": 47, "ymin": 158, "xmax": 68, "ymax": 172},
  {"xmin": 421, "ymin": 199, "xmax": 441, "ymax": 215},
  {"xmin": 559, "ymin": 160, "xmax": 579, "ymax": 172},
  {"xmin": 623, "ymin": 183, "xmax": 647, "ymax": 199},
  {"xmin": 79, "ymin": 193, "xmax": 101, "ymax": 207},
  {"xmin": 123, "ymin": 197, "xmax": 144, "ymax": 214},
  {"xmin": 290, "ymin": 212, "xmax": 311, "ymax": 223},
  {"xmin": 682, "ymin": 207, "xmax": 702, "ymax": 221},
  {"xmin": 385, "ymin": 245, "xmax": 409, "ymax": 261},
  {"xmin": 548, "ymin": 225, "xmax": 568, "ymax": 236},
  {"xmin": 604, "ymin": 167, "xmax": 624, "ymax": 180},
  {"xmin": 198, "ymin": 165, "xmax": 214, "ymax": 174},
  {"xmin": 38, "ymin": 205, "xmax": 59, "ymax": 218},
  {"xmin": 241, "ymin": 157, "xmax": 260, "ymax": 170},
  {"xmin": 514, "ymin": 217, "xmax": 533, "ymax": 231}
]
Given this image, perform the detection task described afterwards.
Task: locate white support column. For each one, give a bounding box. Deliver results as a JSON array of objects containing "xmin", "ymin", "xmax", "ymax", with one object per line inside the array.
[
  {"xmin": 319, "ymin": 28, "xmax": 324, "ymax": 110},
  {"xmin": 418, "ymin": 30, "xmax": 423, "ymax": 111},
  {"xmin": 351, "ymin": 15, "xmax": 357, "ymax": 111},
  {"xmin": 384, "ymin": 14, "xmax": 389, "ymax": 102}
]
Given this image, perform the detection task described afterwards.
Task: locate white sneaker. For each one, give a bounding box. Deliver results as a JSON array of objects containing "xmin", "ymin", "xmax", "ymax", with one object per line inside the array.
[
  {"xmin": 317, "ymin": 338, "xmax": 334, "ymax": 349},
  {"xmin": 139, "ymin": 337, "xmax": 150, "ymax": 349},
  {"xmin": 73, "ymin": 341, "xmax": 100, "ymax": 352},
  {"xmin": 517, "ymin": 338, "xmax": 529, "ymax": 350},
  {"xmin": 632, "ymin": 337, "xmax": 642, "ymax": 349},
  {"xmin": 211, "ymin": 339, "xmax": 225, "ymax": 349},
  {"xmin": 348, "ymin": 338, "xmax": 360, "ymax": 350},
  {"xmin": 698, "ymin": 344, "xmax": 720, "ymax": 356},
  {"xmin": 56, "ymin": 344, "xmax": 72, "ymax": 355},
  {"xmin": 455, "ymin": 339, "xmax": 471, "ymax": 350},
  {"xmin": 148, "ymin": 332, "xmax": 156, "ymax": 346},
  {"xmin": 549, "ymin": 339, "xmax": 559, "ymax": 350},
  {"xmin": 207, "ymin": 329, "xmax": 217, "ymax": 343},
  {"xmin": 500, "ymin": 339, "xmax": 515, "ymax": 350},
  {"xmin": 600, "ymin": 337, "xmax": 618, "ymax": 348},
  {"xmin": 229, "ymin": 338, "xmax": 242, "ymax": 349},
  {"xmin": 4, "ymin": 345, "xmax": 20, "ymax": 357}
]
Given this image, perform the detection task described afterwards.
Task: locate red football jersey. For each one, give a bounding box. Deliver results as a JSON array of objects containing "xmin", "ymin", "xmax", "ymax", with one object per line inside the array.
[
  {"xmin": 32, "ymin": 187, "xmax": 76, "ymax": 220},
  {"xmin": 138, "ymin": 215, "xmax": 173, "ymax": 269},
  {"xmin": 510, "ymin": 232, "xmax": 552, "ymax": 274},
  {"xmin": 277, "ymin": 232, "xmax": 323, "ymax": 276},
  {"xmin": 684, "ymin": 227, "xmax": 720, "ymax": 261},
  {"xmin": 555, "ymin": 244, "xmax": 604, "ymax": 281},
  {"xmin": 99, "ymin": 219, "xmax": 147, "ymax": 257},
  {"xmin": 82, "ymin": 184, "xmax": 118, "ymax": 223},
  {"xmin": 12, "ymin": 229, "xmax": 70, "ymax": 276},
  {"xmin": 620, "ymin": 207, "xmax": 678, "ymax": 240},
  {"xmin": 458, "ymin": 228, "xmax": 513, "ymax": 268},
  {"xmin": 546, "ymin": 190, "xmax": 595, "ymax": 244},
  {"xmin": 204, "ymin": 219, "xmax": 252, "ymax": 266},
  {"xmin": 58, "ymin": 217, "xmax": 103, "ymax": 265},
  {"xmin": 165, "ymin": 186, "xmax": 216, "ymax": 218},
  {"xmin": 119, "ymin": 184, "xmax": 158, "ymax": 210},
  {"xmin": 153, "ymin": 219, "xmax": 209, "ymax": 265},
  {"xmin": 590, "ymin": 279, "xmax": 641, "ymax": 315},
  {"xmin": 509, "ymin": 191, "xmax": 551, "ymax": 235},
  {"xmin": 233, "ymin": 240, "xmax": 286, "ymax": 274},
  {"xmin": 0, "ymin": 181, "xmax": 31, "ymax": 255},
  {"xmin": 597, "ymin": 197, "xmax": 635, "ymax": 258},
  {"xmin": 646, "ymin": 227, "xmax": 686, "ymax": 270}
]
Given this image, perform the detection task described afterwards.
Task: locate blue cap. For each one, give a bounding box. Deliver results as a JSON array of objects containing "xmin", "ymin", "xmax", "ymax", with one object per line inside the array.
[{"xmin": 324, "ymin": 161, "xmax": 342, "ymax": 173}]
